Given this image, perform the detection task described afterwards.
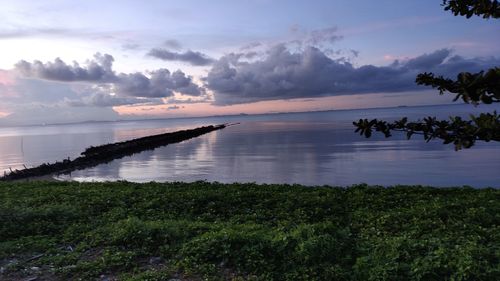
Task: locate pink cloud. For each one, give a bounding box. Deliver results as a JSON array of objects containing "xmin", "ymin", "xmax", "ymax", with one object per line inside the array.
[{"xmin": 0, "ymin": 69, "xmax": 18, "ymax": 99}]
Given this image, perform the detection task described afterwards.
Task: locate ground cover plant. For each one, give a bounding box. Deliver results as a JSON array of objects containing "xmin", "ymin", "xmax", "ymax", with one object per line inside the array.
[{"xmin": 0, "ymin": 181, "xmax": 498, "ymax": 280}]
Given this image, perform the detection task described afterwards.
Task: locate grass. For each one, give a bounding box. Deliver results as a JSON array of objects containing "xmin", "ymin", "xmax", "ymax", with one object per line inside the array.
[{"xmin": 0, "ymin": 181, "xmax": 498, "ymax": 280}]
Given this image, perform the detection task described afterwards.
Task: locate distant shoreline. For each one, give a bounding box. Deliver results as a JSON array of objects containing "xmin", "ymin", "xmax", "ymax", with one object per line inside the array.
[{"xmin": 0, "ymin": 102, "xmax": 476, "ymax": 129}]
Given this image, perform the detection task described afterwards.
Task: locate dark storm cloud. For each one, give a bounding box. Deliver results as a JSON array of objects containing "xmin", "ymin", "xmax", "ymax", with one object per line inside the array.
[
  {"xmin": 15, "ymin": 54, "xmax": 204, "ymax": 98},
  {"xmin": 147, "ymin": 48, "xmax": 214, "ymax": 66},
  {"xmin": 115, "ymin": 71, "xmax": 174, "ymax": 98},
  {"xmin": 114, "ymin": 69, "xmax": 203, "ymax": 97},
  {"xmin": 206, "ymin": 46, "xmax": 500, "ymax": 105}
]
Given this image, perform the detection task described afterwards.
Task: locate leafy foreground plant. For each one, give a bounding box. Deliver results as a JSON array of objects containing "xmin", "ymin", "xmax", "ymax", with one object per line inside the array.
[{"xmin": 0, "ymin": 181, "xmax": 498, "ymax": 280}]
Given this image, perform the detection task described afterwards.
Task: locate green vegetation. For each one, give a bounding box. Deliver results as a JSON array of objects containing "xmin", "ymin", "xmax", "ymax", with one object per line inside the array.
[{"xmin": 0, "ymin": 181, "xmax": 498, "ymax": 280}]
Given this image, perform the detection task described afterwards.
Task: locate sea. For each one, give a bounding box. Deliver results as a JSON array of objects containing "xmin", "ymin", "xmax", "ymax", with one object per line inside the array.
[{"xmin": 1, "ymin": 104, "xmax": 499, "ymax": 187}]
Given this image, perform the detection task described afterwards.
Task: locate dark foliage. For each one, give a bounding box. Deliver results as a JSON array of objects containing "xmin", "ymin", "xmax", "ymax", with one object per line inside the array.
[
  {"xmin": 354, "ymin": 112, "xmax": 500, "ymax": 150},
  {"xmin": 416, "ymin": 68, "xmax": 500, "ymax": 104},
  {"xmin": 442, "ymin": 0, "xmax": 500, "ymax": 18}
]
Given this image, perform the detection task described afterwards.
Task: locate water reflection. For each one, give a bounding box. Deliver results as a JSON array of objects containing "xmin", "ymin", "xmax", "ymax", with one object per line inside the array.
[
  {"xmin": 2, "ymin": 104, "xmax": 499, "ymax": 187},
  {"xmin": 0, "ymin": 121, "xmax": 215, "ymax": 172},
  {"xmin": 61, "ymin": 120, "xmax": 499, "ymax": 187}
]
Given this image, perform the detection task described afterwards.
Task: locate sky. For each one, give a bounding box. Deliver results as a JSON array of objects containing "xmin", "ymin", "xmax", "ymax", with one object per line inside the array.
[{"xmin": 0, "ymin": 0, "xmax": 499, "ymax": 126}]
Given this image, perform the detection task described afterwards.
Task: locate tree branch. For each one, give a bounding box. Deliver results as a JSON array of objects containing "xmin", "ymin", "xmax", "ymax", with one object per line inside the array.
[
  {"xmin": 416, "ymin": 68, "xmax": 500, "ymax": 105},
  {"xmin": 442, "ymin": 0, "xmax": 500, "ymax": 19},
  {"xmin": 353, "ymin": 112, "xmax": 500, "ymax": 150}
]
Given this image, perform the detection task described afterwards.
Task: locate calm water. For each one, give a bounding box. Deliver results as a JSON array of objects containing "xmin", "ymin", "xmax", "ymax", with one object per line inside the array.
[{"xmin": 1, "ymin": 104, "xmax": 499, "ymax": 187}]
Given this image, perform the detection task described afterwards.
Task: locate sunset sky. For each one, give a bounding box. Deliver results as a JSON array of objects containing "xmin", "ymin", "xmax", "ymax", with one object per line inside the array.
[{"xmin": 0, "ymin": 0, "xmax": 499, "ymax": 125}]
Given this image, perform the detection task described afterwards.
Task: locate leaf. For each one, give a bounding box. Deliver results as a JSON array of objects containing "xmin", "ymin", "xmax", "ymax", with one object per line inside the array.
[
  {"xmin": 406, "ymin": 131, "xmax": 414, "ymax": 140},
  {"xmin": 364, "ymin": 129, "xmax": 372, "ymax": 138}
]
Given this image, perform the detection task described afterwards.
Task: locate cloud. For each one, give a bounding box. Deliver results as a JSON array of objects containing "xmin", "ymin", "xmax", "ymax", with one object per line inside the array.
[
  {"xmin": 240, "ymin": 42, "xmax": 262, "ymax": 50},
  {"xmin": 113, "ymin": 69, "xmax": 203, "ymax": 97},
  {"xmin": 165, "ymin": 96, "xmax": 212, "ymax": 104},
  {"xmin": 122, "ymin": 43, "xmax": 141, "ymax": 51},
  {"xmin": 163, "ymin": 39, "xmax": 182, "ymax": 50},
  {"xmin": 0, "ymin": 67, "xmax": 186, "ymax": 125},
  {"xmin": 230, "ymin": 26, "xmax": 347, "ymax": 66},
  {"xmin": 147, "ymin": 48, "xmax": 214, "ymax": 66},
  {"xmin": 114, "ymin": 71, "xmax": 173, "ymax": 98},
  {"xmin": 0, "ymin": 77, "xmax": 123, "ymax": 126},
  {"xmin": 404, "ymin": 48, "xmax": 451, "ymax": 70},
  {"xmin": 65, "ymin": 92, "xmax": 162, "ymax": 107},
  {"xmin": 206, "ymin": 46, "xmax": 500, "ymax": 105},
  {"xmin": 307, "ymin": 27, "xmax": 343, "ymax": 45},
  {"xmin": 15, "ymin": 53, "xmax": 205, "ymax": 98},
  {"xmin": 4, "ymin": 53, "xmax": 210, "ymax": 125},
  {"xmin": 16, "ymin": 53, "xmax": 115, "ymax": 82},
  {"xmin": 0, "ymin": 27, "xmax": 128, "ymax": 41},
  {"xmin": 0, "ymin": 28, "xmax": 71, "ymax": 39},
  {"xmin": 3, "ymin": 77, "xmax": 87, "ymax": 104},
  {"xmin": 287, "ymin": 26, "xmax": 343, "ymax": 48}
]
